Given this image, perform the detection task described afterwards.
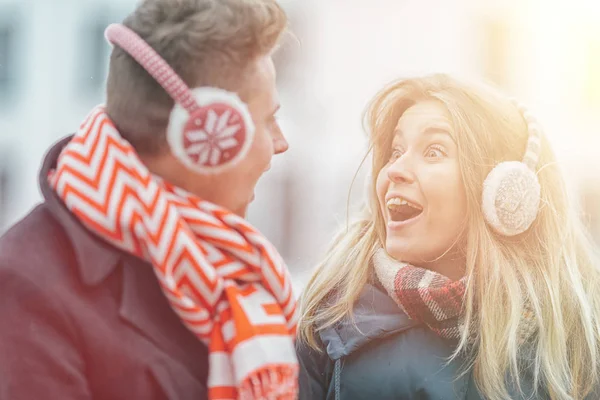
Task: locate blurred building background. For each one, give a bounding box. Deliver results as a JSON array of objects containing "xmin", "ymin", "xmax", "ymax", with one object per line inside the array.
[{"xmin": 0, "ymin": 0, "xmax": 599, "ymax": 292}]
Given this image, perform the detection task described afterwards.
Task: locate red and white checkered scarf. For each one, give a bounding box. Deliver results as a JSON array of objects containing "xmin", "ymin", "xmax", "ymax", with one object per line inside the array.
[
  {"xmin": 373, "ymin": 248, "xmax": 467, "ymax": 339},
  {"xmin": 48, "ymin": 106, "xmax": 299, "ymax": 400},
  {"xmin": 374, "ymin": 248, "xmax": 537, "ymax": 341}
]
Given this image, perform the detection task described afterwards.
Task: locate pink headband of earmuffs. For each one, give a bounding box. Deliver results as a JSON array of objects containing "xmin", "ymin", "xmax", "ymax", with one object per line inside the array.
[{"xmin": 104, "ymin": 23, "xmax": 256, "ymax": 174}]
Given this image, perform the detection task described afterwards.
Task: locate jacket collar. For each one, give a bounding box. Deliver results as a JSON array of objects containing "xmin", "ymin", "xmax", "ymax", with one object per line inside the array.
[
  {"xmin": 319, "ymin": 283, "xmax": 420, "ymax": 360},
  {"xmin": 39, "ymin": 135, "xmax": 122, "ymax": 286},
  {"xmin": 38, "ymin": 136, "xmax": 209, "ymax": 375}
]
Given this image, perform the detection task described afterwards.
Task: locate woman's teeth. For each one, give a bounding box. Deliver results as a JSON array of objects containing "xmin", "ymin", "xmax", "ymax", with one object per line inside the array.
[{"xmin": 386, "ymin": 197, "xmax": 423, "ymax": 211}]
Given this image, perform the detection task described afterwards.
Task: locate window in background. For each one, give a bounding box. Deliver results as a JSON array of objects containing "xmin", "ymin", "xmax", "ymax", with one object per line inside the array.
[
  {"xmin": 78, "ymin": 11, "xmax": 112, "ymax": 97},
  {"xmin": 0, "ymin": 26, "xmax": 11, "ymax": 87},
  {"xmin": 0, "ymin": 152, "xmax": 15, "ymax": 232},
  {"xmin": 0, "ymin": 9, "xmax": 19, "ymax": 104}
]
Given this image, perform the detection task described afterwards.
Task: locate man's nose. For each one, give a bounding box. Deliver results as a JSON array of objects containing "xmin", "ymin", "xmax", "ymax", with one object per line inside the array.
[{"xmin": 272, "ymin": 125, "xmax": 289, "ymax": 155}]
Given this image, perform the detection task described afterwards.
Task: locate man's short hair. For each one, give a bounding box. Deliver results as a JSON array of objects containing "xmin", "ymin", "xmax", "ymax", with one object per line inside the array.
[{"xmin": 105, "ymin": 0, "xmax": 287, "ymax": 155}]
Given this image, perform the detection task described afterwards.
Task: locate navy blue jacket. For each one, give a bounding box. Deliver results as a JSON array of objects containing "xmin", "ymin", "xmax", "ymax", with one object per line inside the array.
[{"xmin": 297, "ymin": 283, "xmax": 548, "ymax": 400}]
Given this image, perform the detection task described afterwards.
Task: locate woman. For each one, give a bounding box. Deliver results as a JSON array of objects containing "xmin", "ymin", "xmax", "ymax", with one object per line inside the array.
[{"xmin": 297, "ymin": 74, "xmax": 600, "ymax": 399}]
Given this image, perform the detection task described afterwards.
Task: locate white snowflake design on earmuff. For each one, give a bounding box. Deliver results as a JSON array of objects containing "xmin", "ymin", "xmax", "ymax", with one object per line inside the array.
[{"xmin": 105, "ymin": 24, "xmax": 255, "ymax": 175}]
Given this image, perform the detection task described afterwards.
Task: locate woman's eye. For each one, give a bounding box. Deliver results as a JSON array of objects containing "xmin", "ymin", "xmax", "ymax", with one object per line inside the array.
[
  {"xmin": 425, "ymin": 145, "xmax": 446, "ymax": 158},
  {"xmin": 389, "ymin": 149, "xmax": 403, "ymax": 162}
]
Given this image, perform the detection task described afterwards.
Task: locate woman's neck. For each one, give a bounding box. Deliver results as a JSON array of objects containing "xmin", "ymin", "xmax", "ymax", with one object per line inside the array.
[{"xmin": 418, "ymin": 253, "xmax": 466, "ymax": 281}]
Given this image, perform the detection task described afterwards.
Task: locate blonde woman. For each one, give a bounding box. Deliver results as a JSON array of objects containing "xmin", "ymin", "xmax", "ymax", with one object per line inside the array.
[{"xmin": 297, "ymin": 74, "xmax": 600, "ymax": 400}]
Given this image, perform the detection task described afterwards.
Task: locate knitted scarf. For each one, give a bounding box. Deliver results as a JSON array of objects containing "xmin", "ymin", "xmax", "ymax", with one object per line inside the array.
[
  {"xmin": 373, "ymin": 248, "xmax": 537, "ymax": 341},
  {"xmin": 48, "ymin": 106, "xmax": 299, "ymax": 400}
]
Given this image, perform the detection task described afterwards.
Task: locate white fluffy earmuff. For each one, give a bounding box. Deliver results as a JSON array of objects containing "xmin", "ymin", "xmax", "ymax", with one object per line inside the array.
[
  {"xmin": 104, "ymin": 24, "xmax": 255, "ymax": 174},
  {"xmin": 481, "ymin": 101, "xmax": 543, "ymax": 236}
]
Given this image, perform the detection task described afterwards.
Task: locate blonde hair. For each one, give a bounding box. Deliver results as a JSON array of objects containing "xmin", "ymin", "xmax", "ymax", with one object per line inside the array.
[
  {"xmin": 298, "ymin": 74, "xmax": 600, "ymax": 400},
  {"xmin": 106, "ymin": 0, "xmax": 287, "ymax": 155}
]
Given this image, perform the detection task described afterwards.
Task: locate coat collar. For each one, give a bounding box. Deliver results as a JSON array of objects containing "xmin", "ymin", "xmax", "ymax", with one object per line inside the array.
[
  {"xmin": 319, "ymin": 283, "xmax": 420, "ymax": 360},
  {"xmin": 39, "ymin": 136, "xmax": 208, "ymax": 377},
  {"xmin": 39, "ymin": 135, "xmax": 121, "ymax": 286}
]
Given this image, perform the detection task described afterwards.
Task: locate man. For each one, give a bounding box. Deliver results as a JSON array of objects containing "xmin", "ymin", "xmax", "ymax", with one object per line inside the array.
[{"xmin": 0, "ymin": 0, "xmax": 298, "ymax": 399}]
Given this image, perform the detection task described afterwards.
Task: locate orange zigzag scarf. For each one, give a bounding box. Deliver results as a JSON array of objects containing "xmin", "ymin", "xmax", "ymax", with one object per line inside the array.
[{"xmin": 48, "ymin": 106, "xmax": 299, "ymax": 400}]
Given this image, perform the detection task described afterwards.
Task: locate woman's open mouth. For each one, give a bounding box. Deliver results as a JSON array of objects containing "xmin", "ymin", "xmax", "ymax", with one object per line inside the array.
[{"xmin": 386, "ymin": 196, "xmax": 423, "ymax": 228}]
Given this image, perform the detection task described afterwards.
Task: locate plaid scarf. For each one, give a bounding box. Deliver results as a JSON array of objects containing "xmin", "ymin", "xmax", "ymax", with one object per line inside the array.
[
  {"xmin": 373, "ymin": 248, "xmax": 467, "ymax": 339},
  {"xmin": 373, "ymin": 248, "xmax": 537, "ymax": 341},
  {"xmin": 48, "ymin": 106, "xmax": 299, "ymax": 400}
]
